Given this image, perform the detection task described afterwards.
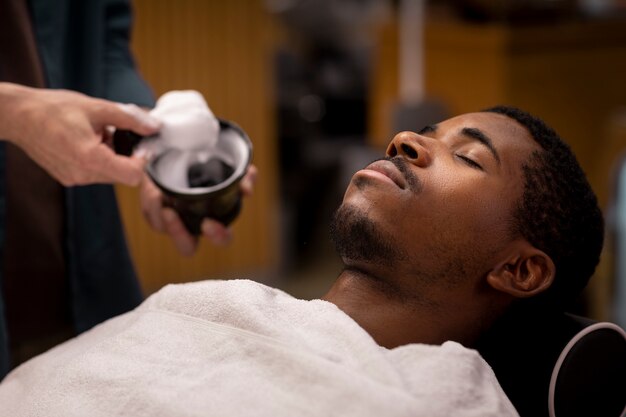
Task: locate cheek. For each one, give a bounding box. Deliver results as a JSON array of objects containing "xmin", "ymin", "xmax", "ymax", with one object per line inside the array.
[
  {"xmin": 428, "ymin": 176, "xmax": 513, "ymax": 238},
  {"xmin": 342, "ymin": 173, "xmax": 514, "ymax": 245}
]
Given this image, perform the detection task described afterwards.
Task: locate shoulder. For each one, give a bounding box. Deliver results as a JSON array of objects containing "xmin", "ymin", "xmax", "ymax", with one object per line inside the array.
[{"xmin": 387, "ymin": 341, "xmax": 519, "ymax": 416}]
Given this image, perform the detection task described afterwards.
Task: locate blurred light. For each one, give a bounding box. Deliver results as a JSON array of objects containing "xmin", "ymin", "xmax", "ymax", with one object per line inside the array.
[
  {"xmin": 579, "ymin": 0, "xmax": 614, "ymax": 15},
  {"xmin": 298, "ymin": 94, "xmax": 325, "ymax": 123},
  {"xmin": 265, "ymin": 0, "xmax": 300, "ymax": 14}
]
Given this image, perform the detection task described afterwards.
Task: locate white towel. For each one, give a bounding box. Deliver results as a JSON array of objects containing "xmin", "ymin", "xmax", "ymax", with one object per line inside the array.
[{"xmin": 0, "ymin": 279, "xmax": 519, "ymax": 417}]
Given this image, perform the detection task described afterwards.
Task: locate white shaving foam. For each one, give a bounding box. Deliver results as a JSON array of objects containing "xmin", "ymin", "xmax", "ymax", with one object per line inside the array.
[{"xmin": 150, "ymin": 90, "xmax": 220, "ymax": 151}]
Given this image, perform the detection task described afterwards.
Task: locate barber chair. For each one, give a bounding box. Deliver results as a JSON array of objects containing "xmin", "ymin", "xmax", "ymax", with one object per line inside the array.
[{"xmin": 476, "ymin": 311, "xmax": 626, "ymax": 417}]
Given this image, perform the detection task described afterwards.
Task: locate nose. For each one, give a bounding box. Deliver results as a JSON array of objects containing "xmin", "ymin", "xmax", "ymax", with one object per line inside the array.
[{"xmin": 386, "ymin": 131, "xmax": 430, "ymax": 167}]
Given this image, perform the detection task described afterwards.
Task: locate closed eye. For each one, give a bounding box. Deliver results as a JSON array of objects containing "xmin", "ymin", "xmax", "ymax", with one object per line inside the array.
[{"xmin": 456, "ymin": 154, "xmax": 483, "ymax": 170}]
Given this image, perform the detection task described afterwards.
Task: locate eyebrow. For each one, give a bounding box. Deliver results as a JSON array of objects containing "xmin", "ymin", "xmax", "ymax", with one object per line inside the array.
[
  {"xmin": 418, "ymin": 124, "xmax": 501, "ymax": 165},
  {"xmin": 417, "ymin": 125, "xmax": 436, "ymax": 135},
  {"xmin": 460, "ymin": 127, "xmax": 501, "ymax": 165}
]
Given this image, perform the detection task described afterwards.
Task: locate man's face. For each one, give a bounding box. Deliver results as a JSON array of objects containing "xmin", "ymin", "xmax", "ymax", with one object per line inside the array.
[{"xmin": 331, "ymin": 112, "xmax": 540, "ymax": 296}]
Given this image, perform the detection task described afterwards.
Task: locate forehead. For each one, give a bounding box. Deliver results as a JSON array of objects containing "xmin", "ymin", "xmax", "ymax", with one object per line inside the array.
[{"xmin": 437, "ymin": 112, "xmax": 539, "ymax": 162}]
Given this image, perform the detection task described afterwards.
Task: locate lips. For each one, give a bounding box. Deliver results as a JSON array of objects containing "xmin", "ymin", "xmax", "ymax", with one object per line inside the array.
[{"xmin": 362, "ymin": 160, "xmax": 407, "ymax": 189}]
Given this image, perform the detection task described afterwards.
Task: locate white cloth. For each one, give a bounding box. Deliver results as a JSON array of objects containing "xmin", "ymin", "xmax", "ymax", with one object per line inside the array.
[{"xmin": 0, "ymin": 279, "xmax": 519, "ymax": 417}]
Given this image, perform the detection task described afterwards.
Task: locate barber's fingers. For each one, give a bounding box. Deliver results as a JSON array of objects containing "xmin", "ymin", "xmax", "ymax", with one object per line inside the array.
[
  {"xmin": 162, "ymin": 208, "xmax": 198, "ymax": 256},
  {"xmin": 87, "ymin": 144, "xmax": 147, "ymax": 186},
  {"xmin": 90, "ymin": 101, "xmax": 161, "ymax": 136},
  {"xmin": 240, "ymin": 164, "xmax": 258, "ymax": 197},
  {"xmin": 140, "ymin": 175, "xmax": 166, "ymax": 232},
  {"xmin": 201, "ymin": 219, "xmax": 232, "ymax": 246}
]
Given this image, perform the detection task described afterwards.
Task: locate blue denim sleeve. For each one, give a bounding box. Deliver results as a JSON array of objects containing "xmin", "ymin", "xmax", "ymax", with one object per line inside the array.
[{"xmin": 102, "ymin": 0, "xmax": 155, "ymax": 107}]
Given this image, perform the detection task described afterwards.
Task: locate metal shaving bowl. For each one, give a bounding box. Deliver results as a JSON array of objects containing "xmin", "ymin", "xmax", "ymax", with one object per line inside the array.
[{"xmin": 146, "ymin": 119, "xmax": 252, "ymax": 235}]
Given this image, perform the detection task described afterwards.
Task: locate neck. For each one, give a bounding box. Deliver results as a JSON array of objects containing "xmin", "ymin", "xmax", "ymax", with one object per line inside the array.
[{"xmin": 322, "ymin": 267, "xmax": 498, "ymax": 348}]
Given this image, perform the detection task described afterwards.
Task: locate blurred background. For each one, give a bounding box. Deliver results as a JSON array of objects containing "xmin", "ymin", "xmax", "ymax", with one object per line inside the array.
[{"xmin": 117, "ymin": 0, "xmax": 626, "ymax": 325}]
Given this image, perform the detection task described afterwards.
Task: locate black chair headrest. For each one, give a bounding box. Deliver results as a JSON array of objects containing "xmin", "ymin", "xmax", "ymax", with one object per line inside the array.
[
  {"xmin": 476, "ymin": 311, "xmax": 626, "ymax": 417},
  {"xmin": 548, "ymin": 320, "xmax": 626, "ymax": 417}
]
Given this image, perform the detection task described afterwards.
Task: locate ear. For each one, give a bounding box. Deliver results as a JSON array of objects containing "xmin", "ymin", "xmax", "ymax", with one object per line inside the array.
[{"xmin": 486, "ymin": 240, "xmax": 556, "ymax": 298}]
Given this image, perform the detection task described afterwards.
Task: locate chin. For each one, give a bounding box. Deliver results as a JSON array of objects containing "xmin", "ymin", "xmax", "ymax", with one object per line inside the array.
[{"xmin": 329, "ymin": 203, "xmax": 404, "ymax": 268}]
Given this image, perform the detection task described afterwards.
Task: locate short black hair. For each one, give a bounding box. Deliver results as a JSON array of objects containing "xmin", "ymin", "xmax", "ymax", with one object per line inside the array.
[{"xmin": 483, "ymin": 105, "xmax": 604, "ymax": 309}]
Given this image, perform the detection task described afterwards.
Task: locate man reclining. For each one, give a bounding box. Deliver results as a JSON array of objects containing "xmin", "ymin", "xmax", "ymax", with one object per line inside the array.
[{"xmin": 0, "ymin": 106, "xmax": 603, "ymax": 417}]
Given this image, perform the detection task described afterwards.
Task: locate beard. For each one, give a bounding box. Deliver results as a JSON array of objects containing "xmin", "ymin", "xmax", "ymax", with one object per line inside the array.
[
  {"xmin": 329, "ymin": 201, "xmax": 485, "ymax": 292},
  {"xmin": 329, "ymin": 204, "xmax": 407, "ymax": 267}
]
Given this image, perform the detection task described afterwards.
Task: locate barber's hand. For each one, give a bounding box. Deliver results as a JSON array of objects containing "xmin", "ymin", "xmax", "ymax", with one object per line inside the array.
[
  {"xmin": 140, "ymin": 165, "xmax": 258, "ymax": 256},
  {"xmin": 0, "ymin": 83, "xmax": 161, "ymax": 186}
]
